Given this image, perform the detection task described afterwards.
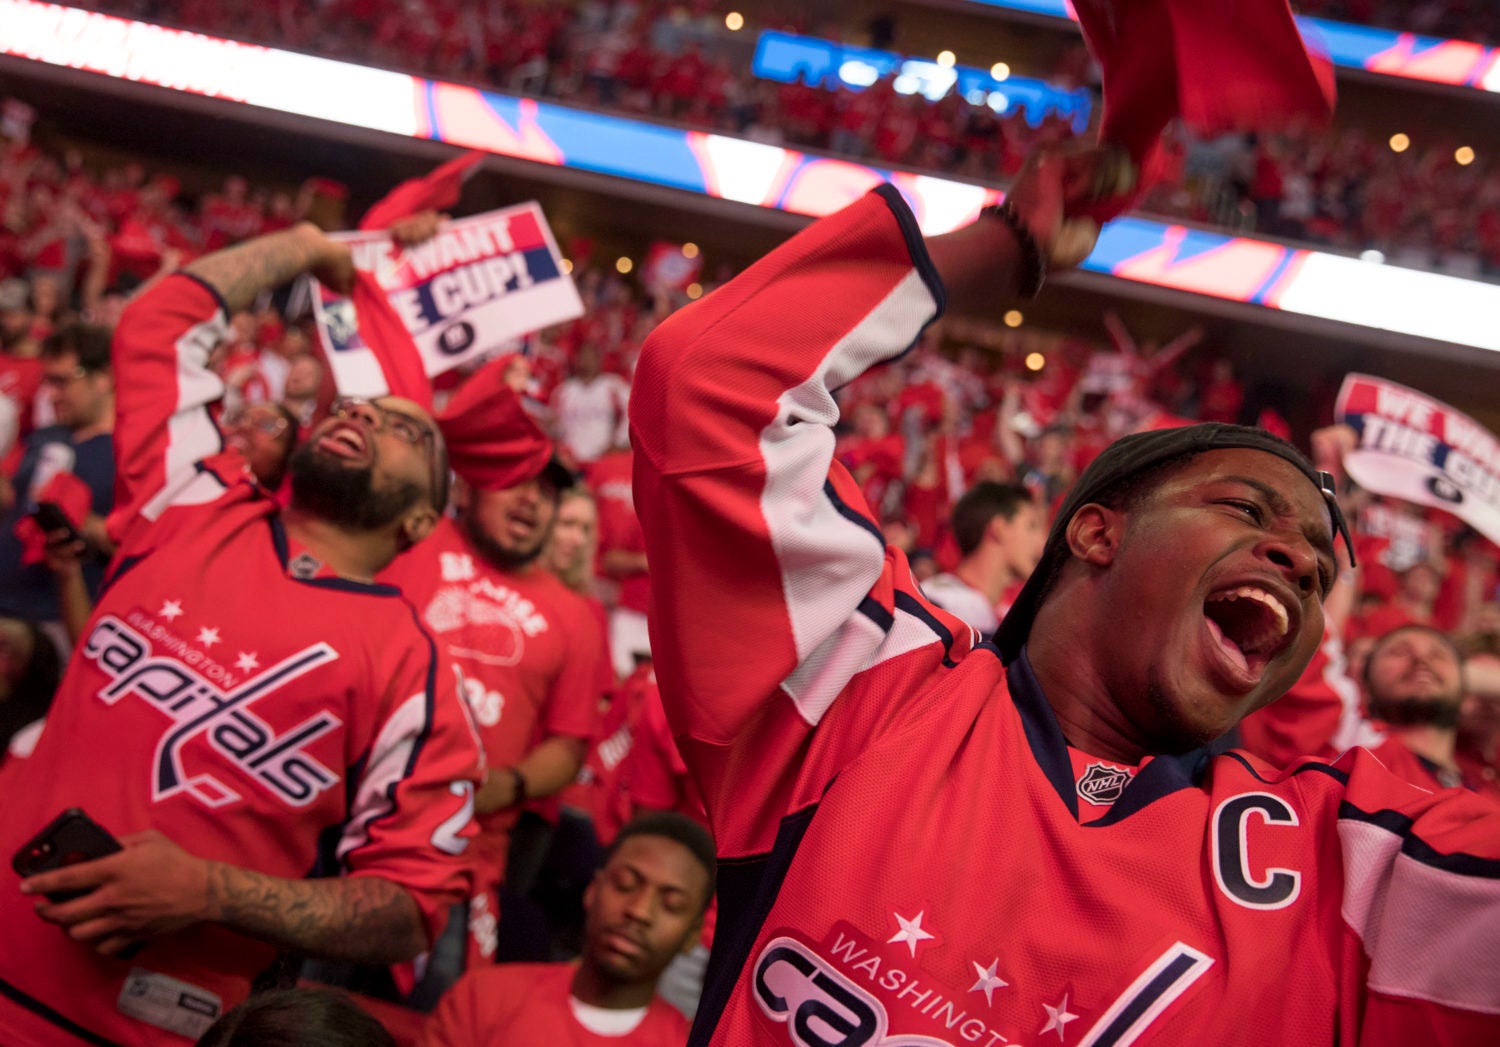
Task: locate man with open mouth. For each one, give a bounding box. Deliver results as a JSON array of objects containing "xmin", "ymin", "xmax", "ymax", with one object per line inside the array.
[
  {"xmin": 630, "ymin": 143, "xmax": 1500, "ymax": 1045},
  {"xmin": 0, "ymin": 219, "xmax": 483, "ymax": 1046}
]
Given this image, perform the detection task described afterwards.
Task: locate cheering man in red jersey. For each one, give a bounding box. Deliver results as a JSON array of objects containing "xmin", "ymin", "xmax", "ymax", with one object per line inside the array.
[
  {"xmin": 0, "ymin": 221, "xmax": 483, "ymax": 1046},
  {"xmin": 630, "ymin": 145, "xmax": 1500, "ymax": 1045}
]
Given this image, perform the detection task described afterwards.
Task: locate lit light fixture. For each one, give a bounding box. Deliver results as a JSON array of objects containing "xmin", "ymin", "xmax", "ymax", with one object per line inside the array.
[
  {"xmin": 1359, "ymin": 249, "xmax": 1385, "ymax": 264},
  {"xmin": 1025, "ymin": 352, "xmax": 1045, "ymax": 371},
  {"xmin": 990, "ymin": 62, "xmax": 1010, "ymax": 81},
  {"xmin": 1388, "ymin": 133, "xmax": 1410, "ymax": 153},
  {"xmin": 686, "ymin": 282, "xmax": 704, "ymax": 299},
  {"xmin": 616, "ymin": 256, "xmax": 634, "ymax": 274},
  {"xmin": 1456, "ymin": 145, "xmax": 1476, "ymax": 165},
  {"xmin": 682, "ymin": 242, "xmax": 699, "ymax": 258},
  {"xmin": 725, "ymin": 12, "xmax": 744, "ymax": 31},
  {"xmin": 936, "ymin": 50, "xmax": 956, "ymax": 68},
  {"xmin": 560, "ymin": 258, "xmax": 573, "ymax": 274},
  {"xmin": 1003, "ymin": 309, "xmax": 1024, "ymax": 328}
]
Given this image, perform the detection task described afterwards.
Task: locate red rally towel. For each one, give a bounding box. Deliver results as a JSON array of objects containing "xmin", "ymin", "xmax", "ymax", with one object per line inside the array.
[
  {"xmin": 14, "ymin": 470, "xmax": 92, "ymax": 565},
  {"xmin": 1070, "ymin": 0, "xmax": 1336, "ymax": 219},
  {"xmin": 437, "ymin": 356, "xmax": 554, "ymax": 492},
  {"xmin": 347, "ymin": 150, "xmax": 488, "ymax": 411}
]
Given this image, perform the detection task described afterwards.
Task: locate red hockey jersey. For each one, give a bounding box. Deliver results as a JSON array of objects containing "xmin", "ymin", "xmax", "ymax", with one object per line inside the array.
[
  {"xmin": 421, "ymin": 961, "xmax": 689, "ymax": 1046},
  {"xmin": 0, "ymin": 275, "xmax": 483, "ymax": 1047},
  {"xmin": 630, "ymin": 188, "xmax": 1500, "ymax": 1045}
]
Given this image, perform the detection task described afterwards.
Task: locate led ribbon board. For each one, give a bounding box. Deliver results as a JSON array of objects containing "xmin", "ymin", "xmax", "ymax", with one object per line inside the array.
[
  {"xmin": 963, "ymin": 0, "xmax": 1500, "ymax": 93},
  {"xmin": 751, "ymin": 30, "xmax": 1093, "ymax": 131},
  {"xmin": 3, "ymin": 0, "xmax": 1499, "ymax": 353}
]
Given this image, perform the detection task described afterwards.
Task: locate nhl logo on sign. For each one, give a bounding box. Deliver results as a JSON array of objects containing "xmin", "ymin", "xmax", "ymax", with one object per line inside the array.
[{"xmin": 1076, "ymin": 762, "xmax": 1133, "ymax": 806}]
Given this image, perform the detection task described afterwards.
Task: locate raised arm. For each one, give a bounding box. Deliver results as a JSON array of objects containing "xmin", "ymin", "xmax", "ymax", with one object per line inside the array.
[
  {"xmin": 109, "ymin": 224, "xmax": 352, "ymax": 540},
  {"xmin": 630, "ymin": 149, "xmax": 1122, "ymax": 748}
]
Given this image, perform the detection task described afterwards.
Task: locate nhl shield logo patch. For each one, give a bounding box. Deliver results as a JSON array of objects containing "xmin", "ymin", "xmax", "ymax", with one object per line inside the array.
[{"xmin": 1076, "ymin": 762, "xmax": 1134, "ymax": 806}]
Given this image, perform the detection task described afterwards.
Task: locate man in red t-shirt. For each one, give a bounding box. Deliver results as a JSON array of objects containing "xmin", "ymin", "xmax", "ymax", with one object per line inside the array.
[
  {"xmin": 384, "ymin": 391, "xmax": 606, "ymax": 970},
  {"xmin": 422, "ymin": 813, "xmax": 712, "ymax": 1047}
]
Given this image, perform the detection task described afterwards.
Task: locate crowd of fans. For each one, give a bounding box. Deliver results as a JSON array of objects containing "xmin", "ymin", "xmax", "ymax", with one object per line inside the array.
[
  {"xmin": 4, "ymin": 117, "xmax": 1499, "ymax": 690},
  {"xmin": 2, "ymin": 24, "xmax": 1500, "ymax": 1045},
  {"xmin": 1297, "ymin": 0, "xmax": 1500, "ymax": 47},
  {"xmin": 67, "ymin": 0, "xmax": 1500, "ymax": 281}
]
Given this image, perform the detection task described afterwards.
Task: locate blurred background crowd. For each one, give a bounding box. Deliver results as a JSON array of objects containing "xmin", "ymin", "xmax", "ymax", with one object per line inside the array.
[{"xmin": 1, "ymin": 0, "xmax": 1498, "ymax": 1043}]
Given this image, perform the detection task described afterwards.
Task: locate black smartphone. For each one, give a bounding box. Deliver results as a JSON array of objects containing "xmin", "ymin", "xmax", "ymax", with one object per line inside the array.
[
  {"xmin": 12, "ymin": 808, "xmax": 123, "ymax": 903},
  {"xmin": 29, "ymin": 501, "xmax": 80, "ymax": 546}
]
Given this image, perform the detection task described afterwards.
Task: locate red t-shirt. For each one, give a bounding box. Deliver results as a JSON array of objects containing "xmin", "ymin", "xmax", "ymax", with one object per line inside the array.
[
  {"xmin": 383, "ymin": 519, "xmax": 606, "ymax": 873},
  {"xmin": 423, "ymin": 962, "xmax": 689, "ymax": 1046}
]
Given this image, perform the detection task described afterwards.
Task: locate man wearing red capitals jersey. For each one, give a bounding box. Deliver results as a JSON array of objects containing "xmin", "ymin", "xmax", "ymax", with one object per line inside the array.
[
  {"xmin": 629, "ymin": 146, "xmax": 1500, "ymax": 1047},
  {"xmin": 0, "ymin": 221, "xmax": 483, "ymax": 1047},
  {"xmin": 383, "ymin": 380, "xmax": 606, "ymax": 967},
  {"xmin": 421, "ymin": 813, "xmax": 712, "ymax": 1047}
]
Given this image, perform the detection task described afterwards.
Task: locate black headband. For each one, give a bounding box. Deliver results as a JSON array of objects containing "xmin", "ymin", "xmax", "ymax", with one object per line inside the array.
[{"xmin": 994, "ymin": 423, "xmax": 1355, "ymax": 664}]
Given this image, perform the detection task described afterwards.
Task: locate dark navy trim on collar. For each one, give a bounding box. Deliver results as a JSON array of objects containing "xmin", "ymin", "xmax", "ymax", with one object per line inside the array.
[
  {"xmin": 1090, "ymin": 747, "xmax": 1211, "ymax": 827},
  {"xmin": 267, "ymin": 516, "xmax": 403, "ymax": 596},
  {"xmin": 1006, "ymin": 646, "xmax": 1213, "ymax": 824},
  {"xmin": 1006, "ymin": 649, "xmax": 1080, "ymax": 820}
]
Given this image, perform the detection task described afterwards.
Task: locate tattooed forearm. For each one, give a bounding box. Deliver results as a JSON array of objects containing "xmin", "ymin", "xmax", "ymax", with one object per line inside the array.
[
  {"xmin": 183, "ymin": 223, "xmax": 336, "ymax": 314},
  {"xmin": 203, "ymin": 863, "xmax": 428, "ymax": 964}
]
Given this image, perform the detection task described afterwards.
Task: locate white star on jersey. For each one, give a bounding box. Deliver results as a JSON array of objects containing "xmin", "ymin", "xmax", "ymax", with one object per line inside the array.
[
  {"xmin": 1041, "ymin": 994, "xmax": 1079, "ymax": 1040},
  {"xmin": 196, "ymin": 627, "xmax": 221, "ymax": 649},
  {"xmin": 159, "ymin": 599, "xmax": 184, "ymax": 621},
  {"xmin": 969, "ymin": 958, "xmax": 1008, "ymax": 1006},
  {"xmin": 887, "ymin": 911, "xmax": 936, "ymax": 958},
  {"xmin": 234, "ymin": 651, "xmax": 260, "ymax": 673}
]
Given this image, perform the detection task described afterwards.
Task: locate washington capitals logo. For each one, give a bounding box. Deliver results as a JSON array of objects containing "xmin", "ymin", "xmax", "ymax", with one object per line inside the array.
[{"xmin": 83, "ymin": 615, "xmax": 341, "ymax": 809}]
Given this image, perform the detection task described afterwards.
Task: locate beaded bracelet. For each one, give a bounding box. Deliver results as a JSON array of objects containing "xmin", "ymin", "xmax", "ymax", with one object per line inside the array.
[{"xmin": 979, "ymin": 200, "xmax": 1047, "ymax": 300}]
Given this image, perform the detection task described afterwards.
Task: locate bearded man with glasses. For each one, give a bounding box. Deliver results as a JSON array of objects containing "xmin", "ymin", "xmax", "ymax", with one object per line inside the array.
[{"xmin": 0, "ymin": 220, "xmax": 484, "ymax": 1047}]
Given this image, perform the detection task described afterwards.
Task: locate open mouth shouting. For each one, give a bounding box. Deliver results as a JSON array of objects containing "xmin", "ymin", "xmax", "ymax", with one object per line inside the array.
[
  {"xmin": 1202, "ymin": 582, "xmax": 1296, "ymax": 690},
  {"xmin": 315, "ymin": 421, "xmax": 371, "ymax": 463}
]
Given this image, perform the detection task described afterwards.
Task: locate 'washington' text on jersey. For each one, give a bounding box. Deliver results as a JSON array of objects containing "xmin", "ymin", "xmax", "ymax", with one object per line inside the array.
[{"xmin": 83, "ymin": 614, "xmax": 342, "ymax": 809}]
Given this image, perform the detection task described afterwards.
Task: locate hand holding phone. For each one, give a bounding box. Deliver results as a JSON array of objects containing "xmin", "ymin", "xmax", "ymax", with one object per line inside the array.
[
  {"xmin": 12, "ymin": 808, "xmax": 123, "ymax": 903},
  {"xmin": 29, "ymin": 501, "xmax": 81, "ymax": 546}
]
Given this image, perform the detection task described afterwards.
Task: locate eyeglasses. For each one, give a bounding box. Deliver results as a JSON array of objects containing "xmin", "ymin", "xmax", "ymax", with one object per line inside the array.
[
  {"xmin": 332, "ymin": 398, "xmax": 433, "ymax": 447},
  {"xmin": 41, "ymin": 366, "xmax": 88, "ymax": 389},
  {"xmin": 223, "ymin": 406, "xmax": 291, "ymax": 438},
  {"xmin": 330, "ymin": 397, "xmax": 447, "ymax": 510}
]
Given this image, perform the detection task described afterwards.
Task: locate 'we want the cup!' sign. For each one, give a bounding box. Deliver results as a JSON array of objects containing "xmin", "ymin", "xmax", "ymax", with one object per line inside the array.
[
  {"xmin": 312, "ymin": 202, "xmax": 583, "ymax": 395},
  {"xmin": 1336, "ymin": 374, "xmax": 1500, "ymax": 545}
]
